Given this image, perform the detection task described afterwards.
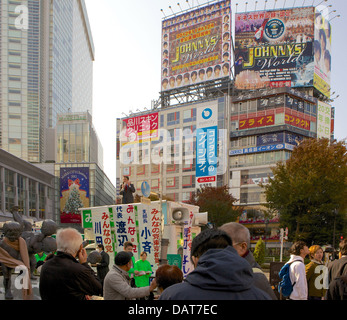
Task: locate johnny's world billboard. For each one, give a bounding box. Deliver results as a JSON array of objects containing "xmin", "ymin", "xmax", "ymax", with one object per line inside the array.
[
  {"xmin": 161, "ymin": 0, "xmax": 232, "ymax": 91},
  {"xmin": 234, "ymin": 7, "xmax": 316, "ymax": 91}
]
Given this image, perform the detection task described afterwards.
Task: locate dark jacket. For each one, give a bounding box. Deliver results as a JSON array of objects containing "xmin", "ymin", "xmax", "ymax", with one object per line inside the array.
[
  {"xmin": 120, "ymin": 183, "xmax": 135, "ymax": 204},
  {"xmin": 244, "ymin": 250, "xmax": 277, "ymax": 300},
  {"xmin": 325, "ymin": 275, "xmax": 347, "ymax": 300},
  {"xmin": 328, "ymin": 256, "xmax": 347, "ymax": 283},
  {"xmin": 39, "ymin": 251, "xmax": 102, "ymax": 300},
  {"xmin": 97, "ymin": 250, "xmax": 110, "ymax": 281},
  {"xmin": 159, "ymin": 246, "xmax": 271, "ymax": 300}
]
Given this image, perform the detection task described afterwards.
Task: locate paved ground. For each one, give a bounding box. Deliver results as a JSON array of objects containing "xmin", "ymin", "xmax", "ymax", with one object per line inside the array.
[{"xmin": 0, "ymin": 275, "xmax": 41, "ymax": 300}]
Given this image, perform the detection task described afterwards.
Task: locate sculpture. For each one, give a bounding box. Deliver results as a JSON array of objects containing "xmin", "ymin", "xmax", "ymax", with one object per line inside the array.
[{"xmin": 0, "ymin": 221, "xmax": 32, "ymax": 300}]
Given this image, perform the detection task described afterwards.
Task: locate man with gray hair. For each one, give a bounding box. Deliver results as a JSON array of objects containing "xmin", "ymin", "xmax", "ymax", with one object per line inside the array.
[
  {"xmin": 219, "ymin": 222, "xmax": 277, "ymax": 299},
  {"xmin": 39, "ymin": 228, "xmax": 102, "ymax": 300}
]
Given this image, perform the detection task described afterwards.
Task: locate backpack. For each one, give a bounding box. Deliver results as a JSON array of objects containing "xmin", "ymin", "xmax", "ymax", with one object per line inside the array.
[{"xmin": 278, "ymin": 261, "xmax": 298, "ymax": 298}]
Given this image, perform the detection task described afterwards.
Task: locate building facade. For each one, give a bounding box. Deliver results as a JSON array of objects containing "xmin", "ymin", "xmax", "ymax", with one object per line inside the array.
[{"xmin": 0, "ymin": 0, "xmax": 94, "ymax": 163}]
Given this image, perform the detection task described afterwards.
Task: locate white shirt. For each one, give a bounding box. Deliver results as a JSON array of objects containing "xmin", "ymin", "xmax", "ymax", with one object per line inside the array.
[{"xmin": 288, "ymin": 255, "xmax": 308, "ymax": 300}]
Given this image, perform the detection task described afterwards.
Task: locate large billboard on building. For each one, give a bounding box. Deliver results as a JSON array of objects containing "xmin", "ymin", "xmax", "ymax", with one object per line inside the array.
[
  {"xmin": 317, "ymin": 101, "xmax": 331, "ymax": 139},
  {"xmin": 313, "ymin": 8, "xmax": 332, "ymax": 98},
  {"xmin": 161, "ymin": 0, "xmax": 232, "ymax": 91},
  {"xmin": 234, "ymin": 7, "xmax": 315, "ymax": 90},
  {"xmin": 60, "ymin": 167, "xmax": 90, "ymax": 224}
]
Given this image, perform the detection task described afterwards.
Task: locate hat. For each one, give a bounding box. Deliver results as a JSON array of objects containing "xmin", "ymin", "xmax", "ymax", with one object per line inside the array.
[{"xmin": 114, "ymin": 251, "xmax": 132, "ymax": 266}]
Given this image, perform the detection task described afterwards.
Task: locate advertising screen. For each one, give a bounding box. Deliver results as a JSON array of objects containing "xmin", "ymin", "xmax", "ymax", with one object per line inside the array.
[
  {"xmin": 234, "ymin": 7, "xmax": 315, "ymax": 90},
  {"xmin": 313, "ymin": 8, "xmax": 331, "ymax": 98},
  {"xmin": 161, "ymin": 0, "xmax": 232, "ymax": 91}
]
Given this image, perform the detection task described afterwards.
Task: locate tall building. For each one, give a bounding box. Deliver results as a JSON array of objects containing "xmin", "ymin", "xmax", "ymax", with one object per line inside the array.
[{"xmin": 0, "ymin": 0, "xmax": 94, "ymax": 163}]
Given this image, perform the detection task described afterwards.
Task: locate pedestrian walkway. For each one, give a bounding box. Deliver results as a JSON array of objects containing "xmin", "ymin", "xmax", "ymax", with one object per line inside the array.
[{"xmin": 0, "ymin": 275, "xmax": 41, "ymax": 300}]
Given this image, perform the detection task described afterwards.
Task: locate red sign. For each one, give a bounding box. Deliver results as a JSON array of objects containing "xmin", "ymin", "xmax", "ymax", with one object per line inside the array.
[
  {"xmin": 285, "ymin": 113, "xmax": 310, "ymax": 130},
  {"xmin": 239, "ymin": 115, "xmax": 275, "ymax": 130},
  {"xmin": 197, "ymin": 176, "xmax": 216, "ymax": 183}
]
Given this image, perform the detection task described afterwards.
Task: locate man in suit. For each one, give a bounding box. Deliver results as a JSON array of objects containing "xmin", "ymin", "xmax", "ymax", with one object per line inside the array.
[
  {"xmin": 120, "ymin": 176, "xmax": 135, "ymax": 204},
  {"xmin": 96, "ymin": 244, "xmax": 109, "ymax": 290},
  {"xmin": 328, "ymin": 239, "xmax": 347, "ymax": 283}
]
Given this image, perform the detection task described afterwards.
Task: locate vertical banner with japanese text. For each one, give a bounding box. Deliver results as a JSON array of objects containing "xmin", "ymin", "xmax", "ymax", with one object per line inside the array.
[
  {"xmin": 110, "ymin": 204, "xmax": 139, "ymax": 259},
  {"xmin": 182, "ymin": 210, "xmax": 194, "ymax": 278}
]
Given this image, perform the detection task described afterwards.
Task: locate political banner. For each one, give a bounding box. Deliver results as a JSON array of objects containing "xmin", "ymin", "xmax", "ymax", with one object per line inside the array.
[{"xmin": 182, "ymin": 210, "xmax": 195, "ymax": 278}]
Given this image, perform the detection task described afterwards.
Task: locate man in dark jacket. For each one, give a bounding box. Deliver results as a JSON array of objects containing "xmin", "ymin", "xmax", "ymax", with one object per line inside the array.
[
  {"xmin": 120, "ymin": 176, "xmax": 135, "ymax": 204},
  {"xmin": 328, "ymin": 239, "xmax": 347, "ymax": 283},
  {"xmin": 159, "ymin": 229, "xmax": 271, "ymax": 300},
  {"xmin": 39, "ymin": 228, "xmax": 102, "ymax": 300},
  {"xmin": 220, "ymin": 222, "xmax": 277, "ymax": 299},
  {"xmin": 96, "ymin": 244, "xmax": 109, "ymax": 289}
]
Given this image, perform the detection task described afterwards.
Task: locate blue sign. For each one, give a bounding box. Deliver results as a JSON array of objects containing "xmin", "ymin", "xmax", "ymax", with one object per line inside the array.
[
  {"xmin": 141, "ymin": 181, "xmax": 151, "ymax": 198},
  {"xmin": 229, "ymin": 143, "xmax": 295, "ymax": 156}
]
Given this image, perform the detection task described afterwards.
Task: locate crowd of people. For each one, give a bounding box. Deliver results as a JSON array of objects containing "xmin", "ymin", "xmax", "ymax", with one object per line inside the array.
[{"xmin": 29, "ymin": 224, "xmax": 347, "ymax": 301}]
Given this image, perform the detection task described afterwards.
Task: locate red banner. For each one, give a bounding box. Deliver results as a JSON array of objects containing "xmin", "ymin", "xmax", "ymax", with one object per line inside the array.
[{"xmin": 239, "ymin": 115, "xmax": 275, "ymax": 130}]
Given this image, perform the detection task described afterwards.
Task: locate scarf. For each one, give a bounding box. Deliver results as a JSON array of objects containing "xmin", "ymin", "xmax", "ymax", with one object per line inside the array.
[{"xmin": 0, "ymin": 237, "xmax": 33, "ymax": 300}]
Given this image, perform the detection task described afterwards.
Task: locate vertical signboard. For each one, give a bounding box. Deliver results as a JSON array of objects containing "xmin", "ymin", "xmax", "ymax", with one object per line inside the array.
[
  {"xmin": 234, "ymin": 7, "xmax": 315, "ymax": 90},
  {"xmin": 111, "ymin": 204, "xmax": 139, "ymax": 258},
  {"xmin": 60, "ymin": 167, "xmax": 89, "ymax": 224},
  {"xmin": 161, "ymin": 0, "xmax": 232, "ymax": 91},
  {"xmin": 196, "ymin": 104, "xmax": 218, "ymax": 189},
  {"xmin": 137, "ymin": 202, "xmax": 162, "ymax": 273},
  {"xmin": 313, "ymin": 8, "xmax": 332, "ymax": 98},
  {"xmin": 317, "ymin": 101, "xmax": 331, "ymax": 139},
  {"xmin": 182, "ymin": 210, "xmax": 194, "ymax": 278}
]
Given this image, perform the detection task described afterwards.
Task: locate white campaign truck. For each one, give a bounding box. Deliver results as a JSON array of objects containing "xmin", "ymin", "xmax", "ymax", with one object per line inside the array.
[{"xmin": 79, "ymin": 200, "xmax": 208, "ymax": 275}]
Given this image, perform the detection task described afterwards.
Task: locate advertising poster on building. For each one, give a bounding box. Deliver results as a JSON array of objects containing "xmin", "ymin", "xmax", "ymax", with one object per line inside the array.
[
  {"xmin": 110, "ymin": 204, "xmax": 139, "ymax": 258},
  {"xmin": 161, "ymin": 0, "xmax": 232, "ymax": 91},
  {"xmin": 313, "ymin": 8, "xmax": 332, "ymax": 98},
  {"xmin": 317, "ymin": 101, "xmax": 331, "ymax": 139},
  {"xmin": 121, "ymin": 113, "xmax": 159, "ymax": 146},
  {"xmin": 137, "ymin": 202, "xmax": 162, "ymax": 273},
  {"xmin": 234, "ymin": 7, "xmax": 315, "ymax": 90},
  {"xmin": 60, "ymin": 167, "xmax": 89, "ymax": 224},
  {"xmin": 196, "ymin": 104, "xmax": 218, "ymax": 189}
]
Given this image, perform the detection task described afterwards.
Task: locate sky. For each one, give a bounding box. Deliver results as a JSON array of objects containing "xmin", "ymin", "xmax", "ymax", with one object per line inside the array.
[{"xmin": 84, "ymin": 0, "xmax": 347, "ymax": 186}]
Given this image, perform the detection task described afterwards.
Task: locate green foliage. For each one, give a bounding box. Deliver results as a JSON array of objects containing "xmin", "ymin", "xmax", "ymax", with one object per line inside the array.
[
  {"xmin": 187, "ymin": 185, "xmax": 242, "ymax": 227},
  {"xmin": 254, "ymin": 238, "xmax": 266, "ymax": 265},
  {"xmin": 262, "ymin": 138, "xmax": 347, "ymax": 245}
]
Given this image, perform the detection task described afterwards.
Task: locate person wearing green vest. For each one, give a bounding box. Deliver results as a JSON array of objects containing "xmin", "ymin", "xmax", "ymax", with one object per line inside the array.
[
  {"xmin": 34, "ymin": 251, "xmax": 47, "ymax": 275},
  {"xmin": 134, "ymin": 252, "xmax": 152, "ymax": 288},
  {"xmin": 124, "ymin": 241, "xmax": 139, "ymax": 287}
]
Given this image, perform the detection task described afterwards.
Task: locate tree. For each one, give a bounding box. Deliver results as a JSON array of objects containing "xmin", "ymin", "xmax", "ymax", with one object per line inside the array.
[
  {"xmin": 64, "ymin": 186, "xmax": 83, "ymax": 214},
  {"xmin": 254, "ymin": 238, "xmax": 266, "ymax": 265},
  {"xmin": 262, "ymin": 138, "xmax": 347, "ymax": 245},
  {"xmin": 187, "ymin": 185, "xmax": 242, "ymax": 227}
]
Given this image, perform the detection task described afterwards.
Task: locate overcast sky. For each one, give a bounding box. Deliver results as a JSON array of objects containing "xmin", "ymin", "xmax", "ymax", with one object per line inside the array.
[{"xmin": 84, "ymin": 0, "xmax": 346, "ymax": 185}]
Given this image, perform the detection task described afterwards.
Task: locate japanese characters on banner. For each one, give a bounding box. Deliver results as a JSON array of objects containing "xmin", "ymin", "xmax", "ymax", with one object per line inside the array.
[
  {"xmin": 121, "ymin": 113, "xmax": 159, "ymax": 146},
  {"xmin": 284, "ymin": 112, "xmax": 310, "ymax": 130},
  {"xmin": 161, "ymin": 0, "xmax": 232, "ymax": 91},
  {"xmin": 239, "ymin": 114, "xmax": 275, "ymax": 130},
  {"xmin": 111, "ymin": 204, "xmax": 139, "ymax": 257},
  {"xmin": 196, "ymin": 104, "xmax": 218, "ymax": 189},
  {"xmin": 317, "ymin": 101, "xmax": 331, "ymax": 139},
  {"xmin": 234, "ymin": 7, "xmax": 315, "ymax": 90},
  {"xmin": 137, "ymin": 203, "xmax": 162, "ymax": 272},
  {"xmin": 182, "ymin": 210, "xmax": 194, "ymax": 278}
]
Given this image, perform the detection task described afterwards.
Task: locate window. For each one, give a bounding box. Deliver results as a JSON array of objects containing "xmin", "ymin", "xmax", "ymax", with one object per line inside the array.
[{"xmin": 167, "ymin": 112, "xmax": 180, "ymax": 125}]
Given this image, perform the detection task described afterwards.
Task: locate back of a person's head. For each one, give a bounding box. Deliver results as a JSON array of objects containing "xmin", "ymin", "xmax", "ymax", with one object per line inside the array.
[
  {"xmin": 56, "ymin": 228, "xmax": 82, "ymax": 256},
  {"xmin": 219, "ymin": 222, "xmax": 250, "ymax": 247},
  {"xmin": 155, "ymin": 265, "xmax": 183, "ymax": 290},
  {"xmin": 191, "ymin": 228, "xmax": 232, "ymax": 259},
  {"xmin": 289, "ymin": 240, "xmax": 307, "ymax": 256},
  {"xmin": 339, "ymin": 239, "xmax": 347, "ymax": 256},
  {"xmin": 115, "ymin": 251, "xmax": 132, "ymax": 266}
]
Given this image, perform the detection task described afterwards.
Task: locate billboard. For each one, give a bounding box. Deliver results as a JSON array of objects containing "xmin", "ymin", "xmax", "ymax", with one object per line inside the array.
[
  {"xmin": 234, "ymin": 7, "xmax": 315, "ymax": 90},
  {"xmin": 161, "ymin": 0, "xmax": 232, "ymax": 91},
  {"xmin": 317, "ymin": 101, "xmax": 331, "ymax": 139},
  {"xmin": 313, "ymin": 8, "xmax": 331, "ymax": 98},
  {"xmin": 60, "ymin": 167, "xmax": 90, "ymax": 224},
  {"xmin": 121, "ymin": 112, "xmax": 159, "ymax": 146},
  {"xmin": 196, "ymin": 104, "xmax": 218, "ymax": 189}
]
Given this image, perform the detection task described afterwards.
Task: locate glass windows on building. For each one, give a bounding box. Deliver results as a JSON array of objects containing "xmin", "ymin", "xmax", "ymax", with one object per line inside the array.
[{"xmin": 4, "ymin": 169, "xmax": 15, "ymax": 212}]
